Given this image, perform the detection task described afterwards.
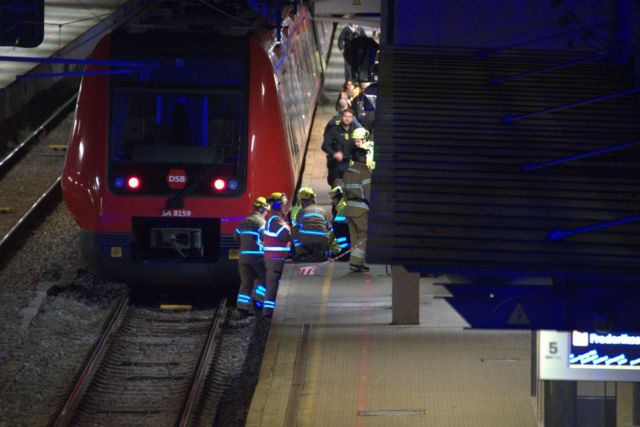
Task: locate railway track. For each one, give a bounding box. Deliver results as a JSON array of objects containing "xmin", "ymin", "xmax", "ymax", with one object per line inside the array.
[
  {"xmin": 0, "ymin": 94, "xmax": 77, "ymax": 256},
  {"xmin": 53, "ymin": 293, "xmax": 228, "ymax": 427}
]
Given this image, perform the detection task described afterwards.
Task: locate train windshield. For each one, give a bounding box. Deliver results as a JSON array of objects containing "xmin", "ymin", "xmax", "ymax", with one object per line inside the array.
[{"xmin": 110, "ymin": 90, "xmax": 244, "ymax": 165}]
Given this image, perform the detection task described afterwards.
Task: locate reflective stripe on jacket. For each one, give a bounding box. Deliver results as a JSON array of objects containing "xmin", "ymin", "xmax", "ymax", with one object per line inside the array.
[
  {"xmin": 343, "ymin": 161, "xmax": 372, "ymax": 218},
  {"xmin": 263, "ymin": 214, "xmax": 292, "ymax": 259},
  {"xmin": 295, "ymin": 204, "xmax": 329, "ymax": 237},
  {"xmin": 233, "ymin": 211, "xmax": 266, "ymax": 264}
]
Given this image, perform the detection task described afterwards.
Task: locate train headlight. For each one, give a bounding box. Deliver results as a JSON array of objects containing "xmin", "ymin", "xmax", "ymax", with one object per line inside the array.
[
  {"xmin": 128, "ymin": 177, "xmax": 140, "ymax": 189},
  {"xmin": 213, "ymin": 179, "xmax": 225, "ymax": 190}
]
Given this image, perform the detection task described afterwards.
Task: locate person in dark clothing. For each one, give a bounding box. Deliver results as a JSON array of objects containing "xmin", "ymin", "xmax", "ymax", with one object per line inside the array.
[
  {"xmin": 338, "ymin": 24, "xmax": 366, "ymax": 81},
  {"xmin": 322, "ymin": 109, "xmax": 357, "ymax": 186},
  {"xmin": 325, "ymin": 99, "xmax": 362, "ymax": 136},
  {"xmin": 349, "ymin": 33, "xmax": 379, "ymax": 83}
]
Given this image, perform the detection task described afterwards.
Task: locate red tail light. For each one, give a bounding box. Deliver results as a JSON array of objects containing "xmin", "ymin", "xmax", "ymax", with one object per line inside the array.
[
  {"xmin": 213, "ymin": 179, "xmax": 225, "ymax": 190},
  {"xmin": 128, "ymin": 177, "xmax": 140, "ymax": 189}
]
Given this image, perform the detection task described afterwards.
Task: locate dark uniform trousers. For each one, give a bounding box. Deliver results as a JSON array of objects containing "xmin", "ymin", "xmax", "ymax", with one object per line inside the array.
[
  {"xmin": 238, "ymin": 261, "xmax": 266, "ymax": 310},
  {"xmin": 327, "ymin": 160, "xmax": 351, "ymax": 188},
  {"xmin": 347, "ymin": 214, "xmax": 368, "ymax": 266},
  {"xmin": 263, "ymin": 214, "xmax": 292, "ymax": 316},
  {"xmin": 264, "ymin": 258, "xmax": 285, "ymax": 313}
]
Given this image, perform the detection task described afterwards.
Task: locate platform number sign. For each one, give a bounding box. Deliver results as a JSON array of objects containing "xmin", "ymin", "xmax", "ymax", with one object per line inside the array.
[{"xmin": 549, "ymin": 342, "xmax": 558, "ymax": 354}]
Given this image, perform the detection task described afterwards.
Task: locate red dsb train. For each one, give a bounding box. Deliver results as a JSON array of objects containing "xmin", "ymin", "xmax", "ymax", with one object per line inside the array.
[{"xmin": 62, "ymin": 3, "xmax": 331, "ymax": 285}]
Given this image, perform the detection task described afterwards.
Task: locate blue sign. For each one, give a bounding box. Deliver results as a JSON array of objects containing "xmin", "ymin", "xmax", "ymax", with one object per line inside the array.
[{"xmin": 570, "ymin": 331, "xmax": 640, "ymax": 370}]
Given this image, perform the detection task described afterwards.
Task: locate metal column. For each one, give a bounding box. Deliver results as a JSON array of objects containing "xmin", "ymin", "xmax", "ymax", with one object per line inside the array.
[
  {"xmin": 391, "ymin": 265, "xmax": 419, "ymax": 325},
  {"xmin": 544, "ymin": 381, "xmax": 577, "ymax": 427}
]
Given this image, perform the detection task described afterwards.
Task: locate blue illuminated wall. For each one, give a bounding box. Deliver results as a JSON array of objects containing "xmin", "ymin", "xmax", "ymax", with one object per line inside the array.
[{"xmin": 388, "ymin": 0, "xmax": 619, "ymax": 50}]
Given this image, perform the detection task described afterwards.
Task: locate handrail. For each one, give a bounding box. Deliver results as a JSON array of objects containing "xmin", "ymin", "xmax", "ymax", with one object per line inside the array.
[
  {"xmin": 490, "ymin": 50, "xmax": 629, "ymax": 85},
  {"xmin": 502, "ymin": 87, "xmax": 640, "ymax": 123},
  {"xmin": 477, "ymin": 22, "xmax": 608, "ymax": 57},
  {"xmin": 522, "ymin": 140, "xmax": 640, "ymax": 171},
  {"xmin": 547, "ymin": 215, "xmax": 640, "ymax": 241}
]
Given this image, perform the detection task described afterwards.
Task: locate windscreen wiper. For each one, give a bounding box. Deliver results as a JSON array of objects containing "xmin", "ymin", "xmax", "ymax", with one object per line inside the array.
[{"xmin": 166, "ymin": 143, "xmax": 239, "ymax": 209}]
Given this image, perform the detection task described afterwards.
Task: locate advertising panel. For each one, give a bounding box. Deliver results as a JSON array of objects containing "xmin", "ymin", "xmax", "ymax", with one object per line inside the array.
[{"xmin": 539, "ymin": 330, "xmax": 640, "ymax": 382}]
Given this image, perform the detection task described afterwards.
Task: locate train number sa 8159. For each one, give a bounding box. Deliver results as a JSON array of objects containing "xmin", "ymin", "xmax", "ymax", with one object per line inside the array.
[{"xmin": 162, "ymin": 210, "xmax": 192, "ymax": 217}]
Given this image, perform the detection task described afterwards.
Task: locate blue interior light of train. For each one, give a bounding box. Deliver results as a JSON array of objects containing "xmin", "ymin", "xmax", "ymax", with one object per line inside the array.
[
  {"xmin": 177, "ymin": 97, "xmax": 187, "ymax": 102},
  {"xmin": 228, "ymin": 180, "xmax": 238, "ymax": 190},
  {"xmin": 156, "ymin": 96, "xmax": 162, "ymax": 124},
  {"xmin": 115, "ymin": 178, "xmax": 124, "ymax": 188},
  {"xmin": 175, "ymin": 58, "xmax": 184, "ymax": 68},
  {"xmin": 203, "ymin": 97, "xmax": 208, "ymax": 146}
]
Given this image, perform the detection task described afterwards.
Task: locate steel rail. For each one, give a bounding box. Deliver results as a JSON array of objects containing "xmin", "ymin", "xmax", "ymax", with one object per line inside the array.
[
  {"xmin": 0, "ymin": 177, "xmax": 61, "ymax": 257},
  {"xmin": 52, "ymin": 290, "xmax": 131, "ymax": 427},
  {"xmin": 178, "ymin": 298, "xmax": 228, "ymax": 427},
  {"xmin": 0, "ymin": 93, "xmax": 77, "ymax": 179}
]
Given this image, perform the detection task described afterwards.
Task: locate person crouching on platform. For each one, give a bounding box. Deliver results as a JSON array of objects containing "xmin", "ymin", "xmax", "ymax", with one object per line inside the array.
[
  {"xmin": 343, "ymin": 147, "xmax": 372, "ymax": 272},
  {"xmin": 233, "ymin": 197, "xmax": 270, "ymax": 318},
  {"xmin": 263, "ymin": 192, "xmax": 292, "ymax": 318},
  {"xmin": 292, "ymin": 187, "xmax": 331, "ymax": 262}
]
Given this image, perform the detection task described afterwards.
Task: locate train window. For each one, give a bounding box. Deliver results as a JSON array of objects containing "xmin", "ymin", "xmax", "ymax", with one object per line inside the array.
[{"xmin": 110, "ymin": 91, "xmax": 245, "ymax": 165}]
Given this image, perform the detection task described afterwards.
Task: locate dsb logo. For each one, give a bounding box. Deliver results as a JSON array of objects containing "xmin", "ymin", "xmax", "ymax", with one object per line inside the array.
[{"xmin": 166, "ymin": 169, "xmax": 188, "ymax": 190}]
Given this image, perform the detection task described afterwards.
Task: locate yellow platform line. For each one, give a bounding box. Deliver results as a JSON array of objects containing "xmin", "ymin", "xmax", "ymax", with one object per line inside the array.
[
  {"xmin": 49, "ymin": 145, "xmax": 68, "ymax": 150},
  {"xmin": 160, "ymin": 304, "xmax": 192, "ymax": 310},
  {"xmin": 298, "ymin": 263, "xmax": 333, "ymax": 426},
  {"xmin": 0, "ymin": 207, "xmax": 12, "ymax": 214}
]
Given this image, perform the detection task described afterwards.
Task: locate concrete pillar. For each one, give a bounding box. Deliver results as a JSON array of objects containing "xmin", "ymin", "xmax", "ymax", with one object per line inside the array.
[
  {"xmin": 608, "ymin": 0, "xmax": 631, "ymax": 64},
  {"xmin": 633, "ymin": 383, "xmax": 640, "ymax": 425},
  {"xmin": 544, "ymin": 381, "xmax": 577, "ymax": 427},
  {"xmin": 391, "ymin": 265, "xmax": 419, "ymax": 325},
  {"xmin": 380, "ymin": 0, "xmax": 396, "ymax": 45}
]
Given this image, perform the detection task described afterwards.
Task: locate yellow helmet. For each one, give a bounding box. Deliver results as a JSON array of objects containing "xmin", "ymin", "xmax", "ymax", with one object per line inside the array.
[
  {"xmin": 329, "ymin": 186, "xmax": 343, "ymax": 199},
  {"xmin": 352, "ymin": 128, "xmax": 370, "ymax": 140},
  {"xmin": 298, "ymin": 186, "xmax": 316, "ymax": 200},
  {"xmin": 253, "ymin": 197, "xmax": 270, "ymax": 211},
  {"xmin": 267, "ymin": 192, "xmax": 287, "ymax": 208}
]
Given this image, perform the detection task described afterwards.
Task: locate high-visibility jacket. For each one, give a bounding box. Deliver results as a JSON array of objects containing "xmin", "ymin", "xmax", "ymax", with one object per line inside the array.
[
  {"xmin": 233, "ymin": 211, "xmax": 266, "ymax": 264},
  {"xmin": 343, "ymin": 161, "xmax": 372, "ymax": 218},
  {"xmin": 263, "ymin": 214, "xmax": 292, "ymax": 259},
  {"xmin": 295, "ymin": 204, "xmax": 329, "ymax": 238},
  {"xmin": 291, "ymin": 203, "xmax": 301, "ymax": 226},
  {"xmin": 334, "ymin": 198, "xmax": 347, "ymax": 221},
  {"xmin": 349, "ymin": 140, "xmax": 375, "ymax": 170}
]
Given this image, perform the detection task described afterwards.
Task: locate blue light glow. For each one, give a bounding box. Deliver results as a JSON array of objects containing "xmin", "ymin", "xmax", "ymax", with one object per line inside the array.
[
  {"xmin": 299, "ymin": 230, "xmax": 328, "ymax": 236},
  {"xmin": 156, "ymin": 96, "xmax": 162, "ymax": 124},
  {"xmin": 240, "ymin": 250, "xmax": 264, "ymax": 255},
  {"xmin": 334, "ymin": 216, "xmax": 346, "ymax": 221},
  {"xmin": 229, "ymin": 180, "xmax": 238, "ymax": 190},
  {"xmin": 115, "ymin": 178, "xmax": 124, "ymax": 188},
  {"xmin": 337, "ymin": 237, "xmax": 347, "ymax": 242}
]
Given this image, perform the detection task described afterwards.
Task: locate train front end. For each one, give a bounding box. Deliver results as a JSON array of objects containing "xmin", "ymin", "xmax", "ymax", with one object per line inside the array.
[{"xmin": 62, "ymin": 27, "xmax": 294, "ymax": 286}]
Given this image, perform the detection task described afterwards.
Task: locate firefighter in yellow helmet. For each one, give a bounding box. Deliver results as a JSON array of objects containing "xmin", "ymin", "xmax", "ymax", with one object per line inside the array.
[
  {"xmin": 233, "ymin": 197, "xmax": 270, "ymax": 318},
  {"xmin": 262, "ymin": 192, "xmax": 292, "ymax": 318},
  {"xmin": 292, "ymin": 186, "xmax": 331, "ymax": 261},
  {"xmin": 351, "ymin": 127, "xmax": 375, "ymax": 170},
  {"xmin": 343, "ymin": 147, "xmax": 372, "ymax": 272}
]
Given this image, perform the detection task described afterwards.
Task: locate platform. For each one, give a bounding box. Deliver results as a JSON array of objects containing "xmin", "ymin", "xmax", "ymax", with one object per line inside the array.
[{"xmin": 245, "ymin": 27, "xmax": 539, "ymax": 427}]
